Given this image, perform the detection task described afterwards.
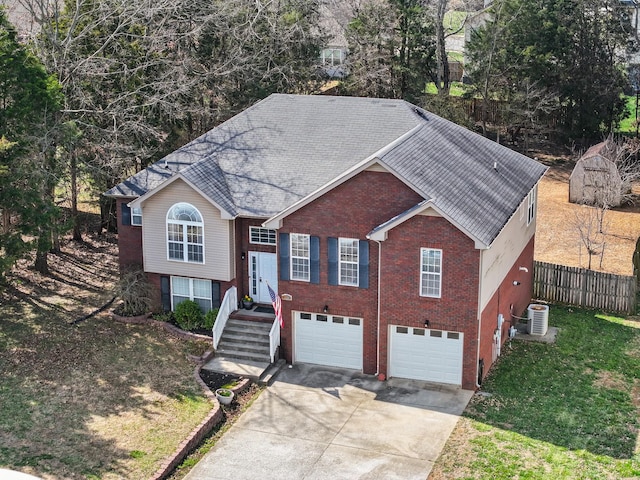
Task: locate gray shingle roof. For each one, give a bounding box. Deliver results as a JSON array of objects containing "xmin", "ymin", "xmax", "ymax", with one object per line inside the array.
[
  {"xmin": 106, "ymin": 94, "xmax": 547, "ymax": 246},
  {"xmin": 378, "ymin": 108, "xmax": 547, "ymax": 245},
  {"xmin": 105, "ymin": 94, "xmax": 419, "ymax": 217}
]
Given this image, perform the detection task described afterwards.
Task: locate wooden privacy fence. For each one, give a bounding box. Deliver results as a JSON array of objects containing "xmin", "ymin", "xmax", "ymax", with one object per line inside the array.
[{"xmin": 533, "ymin": 261, "xmax": 637, "ymax": 314}]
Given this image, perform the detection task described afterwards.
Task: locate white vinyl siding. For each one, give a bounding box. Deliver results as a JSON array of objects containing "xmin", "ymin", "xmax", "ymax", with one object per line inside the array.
[
  {"xmin": 420, "ymin": 248, "xmax": 442, "ymax": 298},
  {"xmin": 339, "ymin": 238, "xmax": 359, "ymax": 286},
  {"xmin": 290, "ymin": 233, "xmax": 310, "ymax": 281},
  {"xmin": 141, "ymin": 179, "xmax": 233, "ymax": 281},
  {"xmin": 171, "ymin": 276, "xmax": 212, "ymax": 312}
]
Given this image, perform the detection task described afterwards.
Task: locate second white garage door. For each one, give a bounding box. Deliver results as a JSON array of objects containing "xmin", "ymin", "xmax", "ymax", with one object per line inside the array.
[
  {"xmin": 294, "ymin": 312, "xmax": 363, "ymax": 370},
  {"xmin": 389, "ymin": 325, "xmax": 463, "ymax": 385}
]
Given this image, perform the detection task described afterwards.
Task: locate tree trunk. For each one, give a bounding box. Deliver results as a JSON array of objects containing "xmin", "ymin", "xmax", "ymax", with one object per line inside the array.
[
  {"xmin": 34, "ymin": 233, "xmax": 49, "ymax": 274},
  {"xmin": 100, "ymin": 195, "xmax": 117, "ymax": 233},
  {"xmin": 71, "ymin": 152, "xmax": 82, "ymax": 241},
  {"xmin": 434, "ymin": 0, "xmax": 450, "ymax": 96}
]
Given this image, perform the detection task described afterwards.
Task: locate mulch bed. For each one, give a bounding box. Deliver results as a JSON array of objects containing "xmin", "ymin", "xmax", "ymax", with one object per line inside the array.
[{"xmin": 199, "ymin": 369, "xmax": 240, "ymax": 391}]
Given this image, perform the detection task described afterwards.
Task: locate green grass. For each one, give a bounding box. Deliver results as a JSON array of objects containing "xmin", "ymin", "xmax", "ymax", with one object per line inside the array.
[
  {"xmin": 618, "ymin": 95, "xmax": 638, "ymax": 135},
  {"xmin": 432, "ymin": 305, "xmax": 640, "ymax": 479},
  {"xmin": 443, "ymin": 10, "xmax": 468, "ymax": 34},
  {"xmin": 425, "ymin": 81, "xmax": 468, "ymax": 96}
]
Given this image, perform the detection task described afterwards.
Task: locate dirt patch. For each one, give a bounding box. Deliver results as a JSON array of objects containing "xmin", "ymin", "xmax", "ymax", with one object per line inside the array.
[{"xmin": 533, "ymin": 151, "xmax": 640, "ymax": 276}]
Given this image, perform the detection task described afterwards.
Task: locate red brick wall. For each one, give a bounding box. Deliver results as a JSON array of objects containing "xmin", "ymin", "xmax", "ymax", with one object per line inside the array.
[
  {"xmin": 378, "ymin": 215, "xmax": 480, "ymax": 390},
  {"xmin": 478, "ymin": 236, "xmax": 536, "ymax": 384},
  {"xmin": 116, "ymin": 198, "xmax": 143, "ymax": 272},
  {"xmin": 278, "ymin": 170, "xmax": 425, "ymax": 374}
]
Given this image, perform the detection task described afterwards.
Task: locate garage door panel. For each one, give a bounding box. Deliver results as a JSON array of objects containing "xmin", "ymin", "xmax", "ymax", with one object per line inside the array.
[
  {"xmin": 389, "ymin": 325, "xmax": 463, "ymax": 385},
  {"xmin": 295, "ymin": 312, "xmax": 363, "ymax": 370}
]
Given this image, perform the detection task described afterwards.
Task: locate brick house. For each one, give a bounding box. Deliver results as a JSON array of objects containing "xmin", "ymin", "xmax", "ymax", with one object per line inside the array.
[{"xmin": 105, "ymin": 94, "xmax": 547, "ymax": 390}]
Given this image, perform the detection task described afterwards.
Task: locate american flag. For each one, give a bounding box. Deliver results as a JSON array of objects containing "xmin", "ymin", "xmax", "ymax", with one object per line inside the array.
[{"xmin": 267, "ymin": 283, "xmax": 283, "ymax": 328}]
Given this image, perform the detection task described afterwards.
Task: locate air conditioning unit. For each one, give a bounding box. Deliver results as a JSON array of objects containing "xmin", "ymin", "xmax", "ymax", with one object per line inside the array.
[{"xmin": 527, "ymin": 304, "xmax": 549, "ymax": 336}]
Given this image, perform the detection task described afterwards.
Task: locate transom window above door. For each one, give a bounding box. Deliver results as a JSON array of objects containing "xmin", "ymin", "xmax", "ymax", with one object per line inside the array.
[
  {"xmin": 249, "ymin": 226, "xmax": 276, "ymax": 245},
  {"xmin": 167, "ymin": 203, "xmax": 204, "ymax": 263}
]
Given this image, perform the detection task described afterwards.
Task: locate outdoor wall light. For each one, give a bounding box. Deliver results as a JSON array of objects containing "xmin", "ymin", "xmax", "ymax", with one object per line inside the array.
[
  {"xmin": 323, "ymin": 305, "xmax": 329, "ymax": 313},
  {"xmin": 241, "ymin": 252, "xmax": 246, "ymax": 260},
  {"xmin": 513, "ymin": 281, "xmax": 521, "ymax": 286},
  {"xmin": 424, "ymin": 319, "xmax": 430, "ymax": 328}
]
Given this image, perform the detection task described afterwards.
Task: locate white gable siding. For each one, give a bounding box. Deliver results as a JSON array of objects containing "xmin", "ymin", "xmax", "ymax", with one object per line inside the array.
[
  {"xmin": 141, "ymin": 178, "xmax": 233, "ymax": 281},
  {"xmin": 478, "ymin": 190, "xmax": 536, "ymax": 311}
]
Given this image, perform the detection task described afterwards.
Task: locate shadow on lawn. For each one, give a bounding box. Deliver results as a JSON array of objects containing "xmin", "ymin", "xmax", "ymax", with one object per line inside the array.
[
  {"xmin": 466, "ymin": 305, "xmax": 640, "ymax": 460},
  {"xmin": 0, "ymin": 233, "xmax": 211, "ymax": 479}
]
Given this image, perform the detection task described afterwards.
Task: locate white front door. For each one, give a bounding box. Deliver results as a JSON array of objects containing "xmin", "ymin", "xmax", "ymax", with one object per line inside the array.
[{"xmin": 249, "ymin": 252, "xmax": 278, "ymax": 303}]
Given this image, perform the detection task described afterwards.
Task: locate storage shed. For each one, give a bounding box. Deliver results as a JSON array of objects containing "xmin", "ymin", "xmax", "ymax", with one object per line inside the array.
[{"xmin": 569, "ymin": 141, "xmax": 624, "ymax": 207}]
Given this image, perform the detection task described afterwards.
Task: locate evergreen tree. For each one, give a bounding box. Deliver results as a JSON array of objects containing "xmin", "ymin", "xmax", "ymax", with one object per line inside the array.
[
  {"xmin": 0, "ymin": 9, "xmax": 62, "ymax": 278},
  {"xmin": 465, "ymin": 0, "xmax": 629, "ymax": 140}
]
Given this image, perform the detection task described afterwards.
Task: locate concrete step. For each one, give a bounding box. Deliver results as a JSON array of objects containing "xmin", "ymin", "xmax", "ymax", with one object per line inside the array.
[
  {"xmin": 225, "ymin": 319, "xmax": 272, "ymax": 334},
  {"xmin": 220, "ymin": 331, "xmax": 270, "ymax": 347},
  {"xmin": 216, "ymin": 348, "xmax": 271, "ymax": 363},
  {"xmin": 217, "ymin": 341, "xmax": 270, "ymax": 356}
]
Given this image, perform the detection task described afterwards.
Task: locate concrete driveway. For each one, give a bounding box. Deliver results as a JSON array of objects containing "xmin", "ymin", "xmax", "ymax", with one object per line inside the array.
[{"xmin": 184, "ymin": 364, "xmax": 473, "ymax": 480}]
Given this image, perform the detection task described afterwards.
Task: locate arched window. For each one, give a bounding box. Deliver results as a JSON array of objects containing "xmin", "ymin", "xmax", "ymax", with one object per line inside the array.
[{"xmin": 167, "ymin": 203, "xmax": 204, "ymax": 263}]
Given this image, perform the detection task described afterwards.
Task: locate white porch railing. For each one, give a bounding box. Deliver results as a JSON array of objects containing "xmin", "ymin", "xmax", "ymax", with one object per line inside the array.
[
  {"xmin": 268, "ymin": 317, "xmax": 280, "ymax": 364},
  {"xmin": 212, "ymin": 286, "xmax": 237, "ymax": 350}
]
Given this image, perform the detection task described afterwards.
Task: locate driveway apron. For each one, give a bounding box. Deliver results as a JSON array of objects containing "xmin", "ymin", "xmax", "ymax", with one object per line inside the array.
[{"xmin": 184, "ymin": 364, "xmax": 473, "ymax": 480}]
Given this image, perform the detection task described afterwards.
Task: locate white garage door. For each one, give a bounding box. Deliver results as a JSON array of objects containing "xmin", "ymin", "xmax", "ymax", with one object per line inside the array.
[
  {"xmin": 389, "ymin": 326, "xmax": 463, "ymax": 385},
  {"xmin": 294, "ymin": 312, "xmax": 363, "ymax": 370}
]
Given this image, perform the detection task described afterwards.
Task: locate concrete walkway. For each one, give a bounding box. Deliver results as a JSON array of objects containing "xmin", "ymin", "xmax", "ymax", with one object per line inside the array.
[{"xmin": 185, "ymin": 364, "xmax": 473, "ymax": 480}]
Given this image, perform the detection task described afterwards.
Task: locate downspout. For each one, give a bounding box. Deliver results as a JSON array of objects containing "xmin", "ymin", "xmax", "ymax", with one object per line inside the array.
[
  {"xmin": 372, "ymin": 238, "xmax": 383, "ymax": 377},
  {"xmin": 476, "ymin": 251, "xmax": 484, "ymax": 388}
]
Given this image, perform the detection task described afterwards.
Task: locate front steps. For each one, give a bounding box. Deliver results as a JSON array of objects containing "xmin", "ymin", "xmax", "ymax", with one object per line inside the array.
[{"xmin": 215, "ymin": 317, "xmax": 272, "ymax": 363}]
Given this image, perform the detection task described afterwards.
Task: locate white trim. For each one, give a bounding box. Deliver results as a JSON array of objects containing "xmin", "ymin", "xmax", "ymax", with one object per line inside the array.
[
  {"xmin": 249, "ymin": 226, "xmax": 277, "ymax": 245},
  {"xmin": 338, "ymin": 237, "xmax": 359, "ymax": 286},
  {"xmin": 367, "ymin": 199, "xmax": 489, "ymax": 249},
  {"xmin": 419, "ymin": 248, "xmax": 442, "ymax": 298},
  {"xmin": 526, "ymin": 186, "xmax": 537, "ymax": 226},
  {"xmin": 170, "ymin": 276, "xmax": 213, "ymax": 312},
  {"xmin": 131, "ymin": 207, "xmax": 143, "ymax": 226},
  {"xmin": 166, "ymin": 203, "xmax": 205, "ymax": 264},
  {"xmin": 128, "ymin": 173, "xmax": 235, "ymax": 219}
]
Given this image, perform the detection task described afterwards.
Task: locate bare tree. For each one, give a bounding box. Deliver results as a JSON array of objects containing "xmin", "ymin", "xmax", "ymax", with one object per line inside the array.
[
  {"xmin": 16, "ymin": 0, "xmax": 324, "ymax": 244},
  {"xmin": 572, "ymin": 205, "xmax": 609, "ymax": 270}
]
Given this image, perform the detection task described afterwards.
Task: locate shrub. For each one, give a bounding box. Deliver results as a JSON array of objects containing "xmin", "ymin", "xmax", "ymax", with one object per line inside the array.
[
  {"xmin": 113, "ymin": 267, "xmax": 154, "ymax": 316},
  {"xmin": 204, "ymin": 308, "xmax": 219, "ymax": 330},
  {"xmin": 152, "ymin": 312, "xmax": 173, "ymax": 323},
  {"xmin": 174, "ymin": 300, "xmax": 204, "ymax": 331}
]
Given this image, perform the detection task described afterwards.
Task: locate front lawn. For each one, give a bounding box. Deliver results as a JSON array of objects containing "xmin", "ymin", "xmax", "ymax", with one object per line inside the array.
[
  {"xmin": 0, "ymin": 235, "xmax": 213, "ymax": 479},
  {"xmin": 430, "ymin": 305, "xmax": 640, "ymax": 479}
]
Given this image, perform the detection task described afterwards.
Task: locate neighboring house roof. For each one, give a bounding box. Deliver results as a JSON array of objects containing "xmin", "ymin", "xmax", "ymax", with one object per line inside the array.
[{"xmin": 106, "ymin": 93, "xmax": 547, "ymax": 247}]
